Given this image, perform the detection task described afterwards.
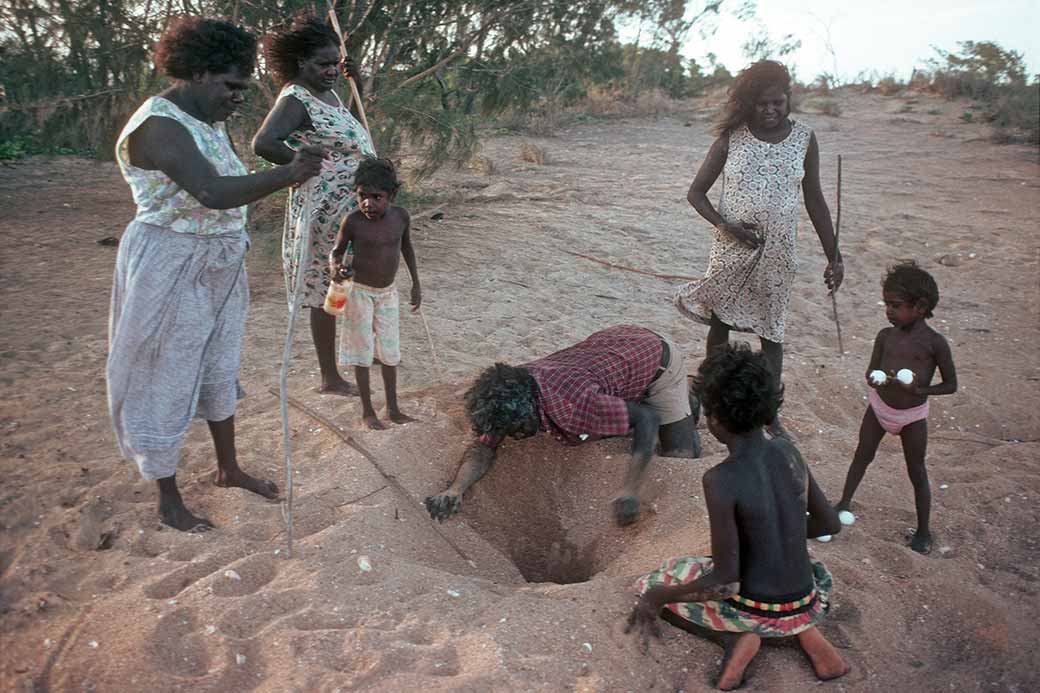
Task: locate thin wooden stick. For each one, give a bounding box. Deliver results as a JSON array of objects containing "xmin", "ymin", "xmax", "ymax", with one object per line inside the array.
[
  {"xmin": 270, "ymin": 388, "xmax": 475, "ymax": 565},
  {"xmin": 327, "ymin": 5, "xmax": 371, "ymax": 133},
  {"xmin": 418, "ymin": 307, "xmax": 445, "ymax": 379},
  {"xmin": 561, "ymin": 249, "xmax": 700, "ymax": 282},
  {"xmin": 830, "ymin": 154, "xmax": 845, "ymax": 356}
]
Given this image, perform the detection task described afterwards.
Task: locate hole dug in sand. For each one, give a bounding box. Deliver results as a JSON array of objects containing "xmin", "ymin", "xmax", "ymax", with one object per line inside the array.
[{"xmin": 462, "ymin": 437, "xmax": 635, "ymax": 584}]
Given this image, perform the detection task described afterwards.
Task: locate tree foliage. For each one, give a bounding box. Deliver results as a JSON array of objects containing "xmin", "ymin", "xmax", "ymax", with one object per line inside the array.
[
  {"xmin": 0, "ymin": 0, "xmax": 746, "ymax": 168},
  {"xmin": 923, "ymin": 40, "xmax": 1037, "ymax": 144}
]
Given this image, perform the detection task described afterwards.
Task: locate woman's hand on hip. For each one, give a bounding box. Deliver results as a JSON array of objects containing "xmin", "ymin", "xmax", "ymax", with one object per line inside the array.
[{"xmin": 720, "ymin": 221, "xmax": 762, "ymax": 249}]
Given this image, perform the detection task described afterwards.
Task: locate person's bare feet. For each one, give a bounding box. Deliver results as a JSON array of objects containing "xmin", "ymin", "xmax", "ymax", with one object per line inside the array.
[
  {"xmin": 387, "ymin": 409, "xmax": 418, "ymax": 424},
  {"xmin": 797, "ymin": 627, "xmax": 850, "ymax": 681},
  {"xmin": 158, "ymin": 501, "xmax": 214, "ymax": 532},
  {"xmin": 362, "ymin": 414, "xmax": 386, "ymax": 430},
  {"xmin": 317, "ymin": 377, "xmax": 358, "ymax": 396},
  {"xmin": 908, "ymin": 530, "xmax": 933, "ymax": 555},
  {"xmin": 717, "ymin": 633, "xmax": 761, "ymax": 690},
  {"xmin": 215, "ymin": 468, "xmax": 280, "ymax": 499}
]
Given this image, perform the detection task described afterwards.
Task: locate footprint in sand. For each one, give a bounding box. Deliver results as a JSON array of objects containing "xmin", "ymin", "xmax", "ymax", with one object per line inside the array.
[
  {"xmin": 146, "ymin": 607, "xmax": 211, "ymax": 677},
  {"xmin": 340, "ymin": 627, "xmax": 462, "ymax": 686},
  {"xmin": 216, "ymin": 589, "xmax": 308, "ymax": 639},
  {"xmin": 210, "ymin": 553, "xmax": 280, "ymax": 598},
  {"xmin": 142, "ymin": 548, "xmax": 249, "ymax": 599},
  {"xmin": 284, "ymin": 499, "xmax": 338, "ymax": 540},
  {"xmin": 283, "ymin": 607, "xmax": 358, "ymax": 632}
]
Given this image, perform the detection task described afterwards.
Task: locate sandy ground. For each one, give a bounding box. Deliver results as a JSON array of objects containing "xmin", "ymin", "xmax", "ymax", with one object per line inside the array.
[{"xmin": 1, "ymin": 90, "xmax": 1038, "ymax": 692}]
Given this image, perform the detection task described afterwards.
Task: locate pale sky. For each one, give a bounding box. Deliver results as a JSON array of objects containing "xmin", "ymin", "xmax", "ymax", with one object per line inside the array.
[{"xmin": 622, "ymin": 1, "xmax": 1038, "ymax": 83}]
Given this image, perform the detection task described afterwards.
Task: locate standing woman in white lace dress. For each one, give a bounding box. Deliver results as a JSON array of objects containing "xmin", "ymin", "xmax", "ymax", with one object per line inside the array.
[
  {"xmin": 253, "ymin": 14, "xmax": 376, "ymax": 396},
  {"xmin": 674, "ymin": 60, "xmax": 844, "ymax": 439}
]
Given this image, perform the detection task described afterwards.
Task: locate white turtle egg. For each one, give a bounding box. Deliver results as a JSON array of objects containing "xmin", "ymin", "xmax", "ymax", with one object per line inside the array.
[
  {"xmin": 869, "ymin": 370, "xmax": 888, "ymax": 386},
  {"xmin": 896, "ymin": 368, "xmax": 915, "ymax": 385}
]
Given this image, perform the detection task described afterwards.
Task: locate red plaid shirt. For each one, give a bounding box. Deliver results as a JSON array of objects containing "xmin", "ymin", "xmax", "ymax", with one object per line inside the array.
[{"xmin": 523, "ymin": 325, "xmax": 663, "ymax": 445}]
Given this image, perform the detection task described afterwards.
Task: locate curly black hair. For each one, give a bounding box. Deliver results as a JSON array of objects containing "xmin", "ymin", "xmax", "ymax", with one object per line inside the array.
[
  {"xmin": 154, "ymin": 17, "xmax": 257, "ymax": 80},
  {"xmin": 355, "ymin": 157, "xmax": 401, "ymax": 194},
  {"xmin": 261, "ymin": 13, "xmax": 339, "ymax": 86},
  {"xmin": 464, "ymin": 364, "xmax": 539, "ymax": 438},
  {"xmin": 692, "ymin": 343, "xmax": 783, "ymax": 434},
  {"xmin": 882, "ymin": 260, "xmax": 939, "ymax": 318},
  {"xmin": 715, "ymin": 59, "xmax": 792, "ymax": 136}
]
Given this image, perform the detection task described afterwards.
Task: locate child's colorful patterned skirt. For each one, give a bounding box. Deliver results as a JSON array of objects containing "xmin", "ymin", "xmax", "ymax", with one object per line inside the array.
[{"xmin": 634, "ymin": 556, "xmax": 832, "ymax": 638}]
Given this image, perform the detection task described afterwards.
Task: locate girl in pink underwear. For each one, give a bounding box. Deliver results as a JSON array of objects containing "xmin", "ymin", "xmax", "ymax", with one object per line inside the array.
[{"xmin": 835, "ymin": 261, "xmax": 958, "ymax": 554}]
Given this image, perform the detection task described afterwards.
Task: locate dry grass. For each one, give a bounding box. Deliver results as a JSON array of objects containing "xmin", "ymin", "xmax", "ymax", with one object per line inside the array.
[
  {"xmin": 518, "ymin": 143, "xmax": 547, "ymax": 165},
  {"xmin": 470, "ymin": 155, "xmax": 497, "ymax": 176},
  {"xmin": 798, "ymin": 96, "xmax": 843, "ymax": 117}
]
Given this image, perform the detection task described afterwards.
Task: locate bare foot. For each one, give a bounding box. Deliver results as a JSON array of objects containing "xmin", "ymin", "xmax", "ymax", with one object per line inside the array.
[
  {"xmin": 387, "ymin": 409, "xmax": 418, "ymax": 424},
  {"xmin": 908, "ymin": 530, "xmax": 933, "ymax": 555},
  {"xmin": 717, "ymin": 633, "xmax": 761, "ymax": 690},
  {"xmin": 215, "ymin": 468, "xmax": 280, "ymax": 499},
  {"xmin": 317, "ymin": 378, "xmax": 358, "ymax": 396},
  {"xmin": 362, "ymin": 414, "xmax": 386, "ymax": 430},
  {"xmin": 158, "ymin": 502, "xmax": 214, "ymax": 532},
  {"xmin": 797, "ymin": 627, "xmax": 850, "ymax": 681}
]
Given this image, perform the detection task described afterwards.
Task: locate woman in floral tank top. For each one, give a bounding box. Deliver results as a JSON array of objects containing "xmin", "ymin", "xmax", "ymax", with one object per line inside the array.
[
  {"xmin": 108, "ymin": 18, "xmax": 324, "ymax": 532},
  {"xmin": 254, "ymin": 14, "xmax": 376, "ymax": 397},
  {"xmin": 674, "ymin": 60, "xmax": 845, "ymax": 440}
]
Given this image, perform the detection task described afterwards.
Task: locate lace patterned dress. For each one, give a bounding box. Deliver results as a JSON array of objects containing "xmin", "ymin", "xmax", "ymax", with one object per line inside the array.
[
  {"xmin": 674, "ymin": 120, "xmax": 813, "ymax": 343},
  {"xmin": 279, "ymin": 83, "xmax": 375, "ymax": 308}
]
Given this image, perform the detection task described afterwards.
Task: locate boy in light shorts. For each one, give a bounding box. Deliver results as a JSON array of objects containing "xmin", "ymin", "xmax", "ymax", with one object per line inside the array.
[{"xmin": 330, "ymin": 158, "xmax": 421, "ymax": 429}]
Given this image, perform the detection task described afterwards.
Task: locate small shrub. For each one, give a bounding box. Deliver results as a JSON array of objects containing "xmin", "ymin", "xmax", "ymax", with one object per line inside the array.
[
  {"xmin": 518, "ymin": 142, "xmax": 546, "ymax": 165},
  {"xmin": 798, "ymin": 96, "xmax": 842, "ymax": 116},
  {"xmin": 877, "ymin": 76, "xmax": 903, "ymax": 95},
  {"xmin": 471, "ymin": 155, "xmax": 496, "ymax": 176},
  {"xmin": 919, "ymin": 41, "xmax": 1037, "ymax": 144}
]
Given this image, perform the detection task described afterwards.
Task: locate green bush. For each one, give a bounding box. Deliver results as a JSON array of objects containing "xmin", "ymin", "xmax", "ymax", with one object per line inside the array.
[{"xmin": 922, "ymin": 41, "xmax": 1037, "ymax": 144}]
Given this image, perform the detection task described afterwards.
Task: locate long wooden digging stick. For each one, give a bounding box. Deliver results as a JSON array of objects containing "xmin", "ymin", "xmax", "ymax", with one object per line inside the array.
[
  {"xmin": 271, "ymin": 388, "xmax": 474, "ymax": 565},
  {"xmin": 326, "ymin": 5, "xmax": 371, "ymax": 134}
]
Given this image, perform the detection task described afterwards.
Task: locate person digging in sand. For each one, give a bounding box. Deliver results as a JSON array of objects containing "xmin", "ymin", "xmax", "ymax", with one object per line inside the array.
[
  {"xmin": 107, "ymin": 17, "xmax": 325, "ymax": 531},
  {"xmin": 424, "ymin": 325, "xmax": 701, "ymax": 526},
  {"xmin": 329, "ymin": 157, "xmax": 421, "ymax": 430},
  {"xmin": 835, "ymin": 260, "xmax": 957, "ymax": 555},
  {"xmin": 626, "ymin": 343, "xmax": 848, "ymax": 690},
  {"xmin": 673, "ymin": 59, "xmax": 843, "ymax": 441},
  {"xmin": 253, "ymin": 13, "xmax": 376, "ymax": 397}
]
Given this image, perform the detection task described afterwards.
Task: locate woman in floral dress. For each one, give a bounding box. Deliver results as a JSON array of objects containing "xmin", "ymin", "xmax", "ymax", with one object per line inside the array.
[
  {"xmin": 254, "ymin": 14, "xmax": 375, "ymax": 396},
  {"xmin": 674, "ymin": 60, "xmax": 845, "ymax": 439},
  {"xmin": 109, "ymin": 17, "xmax": 324, "ymax": 531}
]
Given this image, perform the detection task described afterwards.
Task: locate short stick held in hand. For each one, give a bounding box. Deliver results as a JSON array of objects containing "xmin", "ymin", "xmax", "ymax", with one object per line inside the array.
[{"xmin": 830, "ymin": 154, "xmax": 845, "ymax": 356}]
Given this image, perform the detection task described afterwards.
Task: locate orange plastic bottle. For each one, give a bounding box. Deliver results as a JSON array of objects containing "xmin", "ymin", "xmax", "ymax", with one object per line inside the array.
[{"xmin": 323, "ymin": 279, "xmax": 349, "ymax": 316}]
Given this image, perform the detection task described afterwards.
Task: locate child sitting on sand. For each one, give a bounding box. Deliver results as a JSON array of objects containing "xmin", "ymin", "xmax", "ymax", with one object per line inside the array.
[
  {"xmin": 329, "ymin": 157, "xmax": 421, "ymax": 429},
  {"xmin": 835, "ymin": 260, "xmax": 957, "ymax": 554},
  {"xmin": 626, "ymin": 343, "xmax": 848, "ymax": 691}
]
